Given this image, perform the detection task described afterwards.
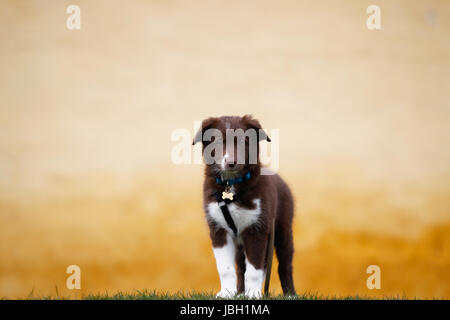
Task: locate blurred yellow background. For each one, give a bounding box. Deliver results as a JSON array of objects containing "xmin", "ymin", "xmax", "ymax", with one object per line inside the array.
[{"xmin": 0, "ymin": 0, "xmax": 449, "ymax": 298}]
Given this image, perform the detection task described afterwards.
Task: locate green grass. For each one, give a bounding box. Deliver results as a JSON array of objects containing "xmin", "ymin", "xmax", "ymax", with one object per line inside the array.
[{"xmin": 12, "ymin": 289, "xmax": 412, "ymax": 300}]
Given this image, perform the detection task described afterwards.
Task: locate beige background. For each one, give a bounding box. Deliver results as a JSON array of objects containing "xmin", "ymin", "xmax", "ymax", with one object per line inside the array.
[{"xmin": 0, "ymin": 0, "xmax": 449, "ymax": 298}]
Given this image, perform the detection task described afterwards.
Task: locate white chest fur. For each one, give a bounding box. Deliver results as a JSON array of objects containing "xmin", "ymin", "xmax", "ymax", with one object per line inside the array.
[{"xmin": 207, "ymin": 199, "xmax": 261, "ymax": 235}]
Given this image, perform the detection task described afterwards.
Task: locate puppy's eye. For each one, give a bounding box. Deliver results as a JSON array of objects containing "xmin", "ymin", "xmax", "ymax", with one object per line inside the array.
[
  {"xmin": 212, "ymin": 137, "xmax": 223, "ymax": 144},
  {"xmin": 205, "ymin": 136, "xmax": 223, "ymax": 145},
  {"xmin": 237, "ymin": 136, "xmax": 248, "ymax": 145}
]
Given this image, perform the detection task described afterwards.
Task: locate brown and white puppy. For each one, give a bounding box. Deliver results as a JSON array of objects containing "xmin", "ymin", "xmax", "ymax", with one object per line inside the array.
[{"xmin": 193, "ymin": 115, "xmax": 296, "ymax": 298}]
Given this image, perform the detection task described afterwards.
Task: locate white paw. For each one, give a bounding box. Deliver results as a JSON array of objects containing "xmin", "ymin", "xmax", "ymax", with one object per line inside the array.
[
  {"xmin": 216, "ymin": 289, "xmax": 236, "ymax": 298},
  {"xmin": 245, "ymin": 289, "xmax": 262, "ymax": 299}
]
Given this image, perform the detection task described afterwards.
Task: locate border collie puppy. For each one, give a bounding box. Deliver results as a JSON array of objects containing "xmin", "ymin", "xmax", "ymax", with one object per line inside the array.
[{"xmin": 193, "ymin": 115, "xmax": 296, "ymax": 298}]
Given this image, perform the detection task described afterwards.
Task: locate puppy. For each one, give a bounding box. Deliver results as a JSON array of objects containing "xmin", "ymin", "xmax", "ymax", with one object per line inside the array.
[{"xmin": 193, "ymin": 115, "xmax": 296, "ymax": 298}]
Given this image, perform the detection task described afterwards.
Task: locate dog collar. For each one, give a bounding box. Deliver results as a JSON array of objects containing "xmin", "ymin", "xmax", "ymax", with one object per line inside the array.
[
  {"xmin": 212, "ymin": 172, "xmax": 251, "ymax": 235},
  {"xmin": 215, "ymin": 172, "xmax": 251, "ymax": 186}
]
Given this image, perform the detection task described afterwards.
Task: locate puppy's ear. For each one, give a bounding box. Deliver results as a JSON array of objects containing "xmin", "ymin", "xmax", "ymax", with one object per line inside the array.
[
  {"xmin": 192, "ymin": 117, "xmax": 218, "ymax": 145},
  {"xmin": 242, "ymin": 114, "xmax": 271, "ymax": 142}
]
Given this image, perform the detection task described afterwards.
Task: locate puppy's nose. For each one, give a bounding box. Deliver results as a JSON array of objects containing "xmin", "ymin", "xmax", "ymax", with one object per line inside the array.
[
  {"xmin": 223, "ymin": 154, "xmax": 236, "ymax": 169},
  {"xmin": 224, "ymin": 157, "xmax": 236, "ymax": 169}
]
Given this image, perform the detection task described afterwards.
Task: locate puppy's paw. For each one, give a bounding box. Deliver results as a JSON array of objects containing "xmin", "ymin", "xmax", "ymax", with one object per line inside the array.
[
  {"xmin": 216, "ymin": 290, "xmax": 236, "ymax": 298},
  {"xmin": 245, "ymin": 289, "xmax": 262, "ymax": 299}
]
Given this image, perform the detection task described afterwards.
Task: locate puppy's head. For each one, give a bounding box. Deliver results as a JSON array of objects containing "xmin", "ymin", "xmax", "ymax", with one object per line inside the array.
[{"xmin": 193, "ymin": 115, "xmax": 270, "ymax": 177}]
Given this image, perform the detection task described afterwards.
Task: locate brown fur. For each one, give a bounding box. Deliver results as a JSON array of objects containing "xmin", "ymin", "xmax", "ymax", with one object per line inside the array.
[{"xmin": 195, "ymin": 115, "xmax": 296, "ymax": 295}]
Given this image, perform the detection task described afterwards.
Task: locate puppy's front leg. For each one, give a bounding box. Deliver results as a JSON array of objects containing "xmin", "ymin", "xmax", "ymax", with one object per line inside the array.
[
  {"xmin": 241, "ymin": 229, "xmax": 268, "ymax": 298},
  {"xmin": 213, "ymin": 232, "xmax": 237, "ymax": 298}
]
